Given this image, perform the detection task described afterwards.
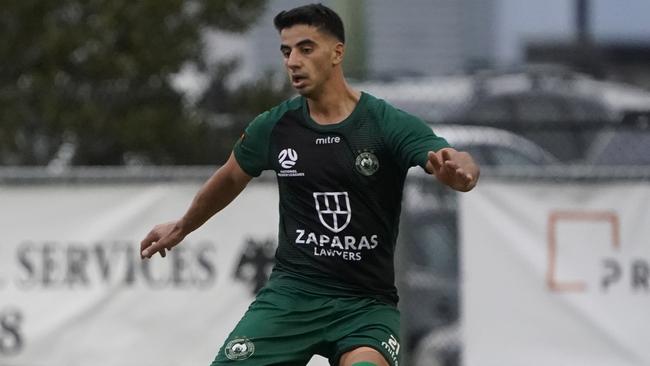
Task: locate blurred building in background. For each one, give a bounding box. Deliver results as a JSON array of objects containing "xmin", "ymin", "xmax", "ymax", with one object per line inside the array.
[
  {"xmin": 245, "ymin": 0, "xmax": 497, "ymax": 79},
  {"xmin": 220, "ymin": 0, "xmax": 650, "ymax": 86}
]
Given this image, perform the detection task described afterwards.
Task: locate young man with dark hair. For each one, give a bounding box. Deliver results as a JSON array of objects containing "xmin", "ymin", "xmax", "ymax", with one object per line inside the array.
[{"xmin": 140, "ymin": 3, "xmax": 479, "ymax": 366}]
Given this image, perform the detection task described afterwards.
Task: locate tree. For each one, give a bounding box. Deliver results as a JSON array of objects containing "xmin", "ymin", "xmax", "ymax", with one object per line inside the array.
[
  {"xmin": 0, "ymin": 0, "xmax": 266, "ymax": 165},
  {"xmin": 195, "ymin": 59, "xmax": 294, "ymax": 163}
]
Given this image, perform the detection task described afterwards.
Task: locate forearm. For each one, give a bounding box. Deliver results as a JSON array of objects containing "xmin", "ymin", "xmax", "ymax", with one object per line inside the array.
[{"xmin": 176, "ymin": 155, "xmax": 252, "ymax": 235}]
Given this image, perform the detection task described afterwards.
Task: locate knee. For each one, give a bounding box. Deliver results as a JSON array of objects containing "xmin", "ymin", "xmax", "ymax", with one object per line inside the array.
[{"xmin": 339, "ymin": 346, "xmax": 389, "ymax": 366}]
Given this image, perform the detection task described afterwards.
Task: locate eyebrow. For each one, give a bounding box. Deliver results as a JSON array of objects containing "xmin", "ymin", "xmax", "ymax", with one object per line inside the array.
[{"xmin": 280, "ymin": 38, "xmax": 317, "ymax": 51}]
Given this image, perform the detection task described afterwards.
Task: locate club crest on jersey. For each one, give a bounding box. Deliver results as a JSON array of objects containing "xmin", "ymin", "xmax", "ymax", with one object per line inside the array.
[
  {"xmin": 313, "ymin": 192, "xmax": 351, "ymax": 233},
  {"xmin": 225, "ymin": 337, "xmax": 255, "ymax": 360},
  {"xmin": 278, "ymin": 148, "xmax": 298, "ymax": 169},
  {"xmin": 355, "ymin": 151, "xmax": 379, "ymax": 176}
]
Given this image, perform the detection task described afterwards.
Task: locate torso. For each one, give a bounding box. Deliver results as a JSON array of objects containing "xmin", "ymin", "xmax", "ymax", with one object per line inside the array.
[{"xmin": 234, "ymin": 92, "xmax": 449, "ymax": 304}]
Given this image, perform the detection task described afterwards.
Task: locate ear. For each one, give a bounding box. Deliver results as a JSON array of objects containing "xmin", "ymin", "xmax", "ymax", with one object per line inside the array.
[{"xmin": 332, "ymin": 42, "xmax": 344, "ymax": 65}]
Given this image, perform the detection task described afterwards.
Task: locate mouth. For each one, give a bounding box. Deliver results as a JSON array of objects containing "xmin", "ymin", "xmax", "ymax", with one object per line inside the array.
[{"xmin": 291, "ymin": 74, "xmax": 308, "ymax": 88}]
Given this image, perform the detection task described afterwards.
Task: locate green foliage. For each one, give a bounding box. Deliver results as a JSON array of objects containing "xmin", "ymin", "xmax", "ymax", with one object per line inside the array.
[
  {"xmin": 0, "ymin": 0, "xmax": 267, "ymax": 165},
  {"xmin": 196, "ymin": 60, "xmax": 294, "ymax": 163}
]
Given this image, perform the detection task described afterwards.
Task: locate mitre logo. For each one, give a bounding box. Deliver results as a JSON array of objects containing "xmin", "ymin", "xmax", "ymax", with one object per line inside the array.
[
  {"xmin": 315, "ymin": 136, "xmax": 341, "ymax": 144},
  {"xmin": 278, "ymin": 148, "xmax": 298, "ymax": 169},
  {"xmin": 313, "ymin": 192, "xmax": 351, "ymax": 233}
]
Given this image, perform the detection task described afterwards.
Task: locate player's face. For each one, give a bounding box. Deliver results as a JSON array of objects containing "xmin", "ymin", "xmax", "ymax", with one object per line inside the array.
[{"xmin": 280, "ymin": 25, "xmax": 341, "ymax": 97}]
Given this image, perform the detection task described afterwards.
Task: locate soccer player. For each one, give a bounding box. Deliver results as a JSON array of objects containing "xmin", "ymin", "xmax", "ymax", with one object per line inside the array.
[{"xmin": 140, "ymin": 4, "xmax": 479, "ymax": 366}]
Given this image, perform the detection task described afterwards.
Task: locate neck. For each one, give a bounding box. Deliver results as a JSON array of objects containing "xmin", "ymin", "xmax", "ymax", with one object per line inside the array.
[{"xmin": 307, "ymin": 77, "xmax": 361, "ymax": 125}]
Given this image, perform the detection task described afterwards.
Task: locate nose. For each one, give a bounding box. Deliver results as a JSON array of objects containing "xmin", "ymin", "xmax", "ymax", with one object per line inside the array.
[{"xmin": 286, "ymin": 49, "xmax": 301, "ymax": 70}]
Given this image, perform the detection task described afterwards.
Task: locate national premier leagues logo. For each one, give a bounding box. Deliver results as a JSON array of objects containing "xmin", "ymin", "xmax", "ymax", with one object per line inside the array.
[
  {"xmin": 278, "ymin": 148, "xmax": 298, "ymax": 169},
  {"xmin": 355, "ymin": 151, "xmax": 379, "ymax": 176},
  {"xmin": 225, "ymin": 337, "xmax": 255, "ymax": 361},
  {"xmin": 313, "ymin": 192, "xmax": 352, "ymax": 233},
  {"xmin": 277, "ymin": 147, "xmax": 304, "ymax": 178}
]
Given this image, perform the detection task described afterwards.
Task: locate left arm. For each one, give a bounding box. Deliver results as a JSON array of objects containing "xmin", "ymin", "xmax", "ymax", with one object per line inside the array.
[
  {"xmin": 373, "ymin": 102, "xmax": 479, "ymax": 191},
  {"xmin": 425, "ymin": 148, "xmax": 480, "ymax": 192}
]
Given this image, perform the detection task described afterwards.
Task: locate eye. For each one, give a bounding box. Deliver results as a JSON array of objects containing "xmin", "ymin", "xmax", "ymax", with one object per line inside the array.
[
  {"xmin": 301, "ymin": 46, "xmax": 313, "ymax": 54},
  {"xmin": 281, "ymin": 49, "xmax": 291, "ymax": 58}
]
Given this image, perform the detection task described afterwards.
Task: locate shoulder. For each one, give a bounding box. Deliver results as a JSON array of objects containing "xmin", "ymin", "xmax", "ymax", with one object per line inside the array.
[
  {"xmin": 235, "ymin": 97, "xmax": 302, "ymax": 176},
  {"xmin": 362, "ymin": 92, "xmax": 423, "ymax": 125},
  {"xmin": 361, "ymin": 92, "xmax": 428, "ymax": 136},
  {"xmin": 240, "ymin": 96, "xmax": 302, "ymax": 149},
  {"xmin": 250, "ymin": 96, "xmax": 302, "ymax": 129}
]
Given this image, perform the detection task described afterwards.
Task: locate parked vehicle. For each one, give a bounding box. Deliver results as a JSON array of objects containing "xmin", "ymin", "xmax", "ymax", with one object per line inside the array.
[
  {"xmin": 585, "ymin": 112, "xmax": 650, "ymax": 166},
  {"xmin": 356, "ymin": 66, "xmax": 650, "ymax": 163},
  {"xmin": 431, "ymin": 124, "xmax": 558, "ymax": 166}
]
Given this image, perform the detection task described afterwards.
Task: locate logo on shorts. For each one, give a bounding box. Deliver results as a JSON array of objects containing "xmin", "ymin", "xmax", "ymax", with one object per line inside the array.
[
  {"xmin": 355, "ymin": 151, "xmax": 379, "ymax": 176},
  {"xmin": 225, "ymin": 337, "xmax": 255, "ymax": 360},
  {"xmin": 313, "ymin": 192, "xmax": 351, "ymax": 233},
  {"xmin": 381, "ymin": 334, "xmax": 400, "ymax": 365},
  {"xmin": 278, "ymin": 148, "xmax": 298, "ymax": 169}
]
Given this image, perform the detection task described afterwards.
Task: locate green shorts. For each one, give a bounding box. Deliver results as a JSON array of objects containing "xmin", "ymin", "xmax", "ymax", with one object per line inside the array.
[{"xmin": 210, "ymin": 279, "xmax": 401, "ymax": 366}]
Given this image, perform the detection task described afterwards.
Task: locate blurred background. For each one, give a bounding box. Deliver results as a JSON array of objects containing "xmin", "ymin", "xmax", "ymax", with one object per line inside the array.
[{"xmin": 1, "ymin": 0, "xmax": 649, "ymax": 365}]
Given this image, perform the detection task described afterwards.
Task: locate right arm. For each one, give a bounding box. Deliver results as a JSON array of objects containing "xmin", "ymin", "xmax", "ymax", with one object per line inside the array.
[{"xmin": 140, "ymin": 153, "xmax": 252, "ymax": 259}]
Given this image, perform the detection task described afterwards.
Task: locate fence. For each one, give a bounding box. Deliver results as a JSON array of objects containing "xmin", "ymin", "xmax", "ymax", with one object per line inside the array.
[{"xmin": 2, "ymin": 159, "xmax": 650, "ymax": 365}]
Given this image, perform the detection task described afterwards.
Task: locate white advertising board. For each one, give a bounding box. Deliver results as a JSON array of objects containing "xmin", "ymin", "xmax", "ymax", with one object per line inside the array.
[
  {"xmin": 461, "ymin": 181, "xmax": 650, "ymax": 366},
  {"xmin": 0, "ymin": 181, "xmax": 327, "ymax": 365}
]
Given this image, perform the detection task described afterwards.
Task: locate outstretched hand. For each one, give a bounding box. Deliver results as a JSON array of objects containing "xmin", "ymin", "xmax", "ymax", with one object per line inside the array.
[
  {"xmin": 140, "ymin": 221, "xmax": 186, "ymax": 259},
  {"xmin": 425, "ymin": 148, "xmax": 479, "ymax": 192}
]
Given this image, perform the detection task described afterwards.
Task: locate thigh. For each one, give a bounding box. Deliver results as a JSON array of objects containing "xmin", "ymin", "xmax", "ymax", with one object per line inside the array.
[
  {"xmin": 327, "ymin": 299, "xmax": 402, "ymax": 366},
  {"xmin": 210, "ymin": 287, "xmax": 322, "ymax": 365}
]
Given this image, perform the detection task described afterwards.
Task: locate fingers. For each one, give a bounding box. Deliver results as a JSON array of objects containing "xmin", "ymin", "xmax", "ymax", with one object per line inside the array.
[
  {"xmin": 140, "ymin": 240, "xmax": 155, "ymax": 259},
  {"xmin": 140, "ymin": 232, "xmax": 157, "ymax": 259},
  {"xmin": 429, "ymin": 148, "xmax": 478, "ymax": 191},
  {"xmin": 140, "ymin": 228, "xmax": 168, "ymax": 259},
  {"xmin": 431, "ymin": 149, "xmax": 462, "ymax": 174},
  {"xmin": 140, "ymin": 230, "xmax": 158, "ymax": 253},
  {"xmin": 457, "ymin": 170, "xmax": 473, "ymax": 186},
  {"xmin": 452, "ymin": 165, "xmax": 476, "ymax": 191},
  {"xmin": 427, "ymin": 150, "xmax": 464, "ymax": 180},
  {"xmin": 141, "ymin": 239, "xmax": 168, "ymax": 259},
  {"xmin": 441, "ymin": 148, "xmax": 453, "ymax": 162},
  {"xmin": 426, "ymin": 151, "xmax": 442, "ymax": 174},
  {"xmin": 442, "ymin": 149, "xmax": 473, "ymax": 180},
  {"xmin": 141, "ymin": 222, "xmax": 181, "ymax": 259},
  {"xmin": 450, "ymin": 161, "xmax": 474, "ymax": 184}
]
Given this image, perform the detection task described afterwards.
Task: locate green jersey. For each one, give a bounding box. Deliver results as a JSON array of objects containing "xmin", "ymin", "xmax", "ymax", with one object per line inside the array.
[{"xmin": 233, "ymin": 92, "xmax": 449, "ymax": 305}]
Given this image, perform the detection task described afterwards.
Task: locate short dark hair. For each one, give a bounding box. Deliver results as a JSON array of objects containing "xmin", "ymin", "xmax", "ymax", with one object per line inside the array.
[{"xmin": 273, "ymin": 3, "xmax": 345, "ymax": 43}]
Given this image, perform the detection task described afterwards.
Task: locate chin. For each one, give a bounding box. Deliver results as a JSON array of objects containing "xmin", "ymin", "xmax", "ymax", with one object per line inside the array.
[{"xmin": 295, "ymin": 87, "xmax": 313, "ymax": 97}]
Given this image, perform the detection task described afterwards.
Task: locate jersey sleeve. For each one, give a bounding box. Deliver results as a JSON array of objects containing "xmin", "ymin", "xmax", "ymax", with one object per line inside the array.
[
  {"xmin": 379, "ymin": 104, "xmax": 451, "ymax": 169},
  {"xmin": 233, "ymin": 111, "xmax": 275, "ymax": 177}
]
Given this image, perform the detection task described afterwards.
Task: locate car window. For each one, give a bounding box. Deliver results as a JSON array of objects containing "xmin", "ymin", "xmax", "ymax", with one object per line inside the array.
[
  {"xmin": 462, "ymin": 97, "xmax": 512, "ymax": 123},
  {"xmin": 487, "ymin": 146, "xmax": 546, "ymax": 165},
  {"xmin": 512, "ymin": 95, "xmax": 566, "ymax": 122},
  {"xmin": 569, "ymin": 99, "xmax": 612, "ymax": 121},
  {"xmin": 456, "ymin": 144, "xmax": 546, "ymax": 166},
  {"xmin": 589, "ymin": 130, "xmax": 650, "ymax": 165}
]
